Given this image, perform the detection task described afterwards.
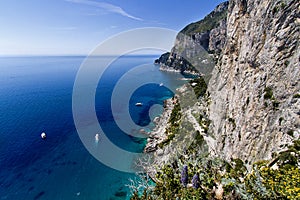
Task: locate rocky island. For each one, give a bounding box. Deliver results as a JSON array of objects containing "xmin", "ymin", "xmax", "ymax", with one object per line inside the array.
[{"xmin": 131, "ymin": 0, "xmax": 300, "ymax": 199}]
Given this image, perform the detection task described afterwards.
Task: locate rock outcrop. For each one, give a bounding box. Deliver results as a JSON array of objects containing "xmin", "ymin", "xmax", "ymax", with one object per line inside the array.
[
  {"xmin": 153, "ymin": 0, "xmax": 299, "ymax": 168},
  {"xmin": 155, "ymin": 1, "xmax": 229, "ymax": 75},
  {"xmin": 143, "ymin": 1, "xmax": 299, "ymax": 198},
  {"xmin": 208, "ymin": 0, "xmax": 300, "ymax": 165}
]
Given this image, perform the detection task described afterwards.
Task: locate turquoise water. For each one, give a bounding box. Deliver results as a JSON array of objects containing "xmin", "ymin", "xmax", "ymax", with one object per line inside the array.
[{"xmin": 0, "ymin": 56, "xmax": 185, "ymax": 200}]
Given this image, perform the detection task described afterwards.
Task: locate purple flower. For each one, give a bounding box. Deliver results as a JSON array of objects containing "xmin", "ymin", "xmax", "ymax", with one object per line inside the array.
[
  {"xmin": 181, "ymin": 165, "xmax": 188, "ymax": 187},
  {"xmin": 192, "ymin": 174, "xmax": 200, "ymax": 189}
]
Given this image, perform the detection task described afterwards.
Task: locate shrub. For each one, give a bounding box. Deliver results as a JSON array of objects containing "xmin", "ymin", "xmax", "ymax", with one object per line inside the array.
[
  {"xmin": 245, "ymin": 164, "xmax": 300, "ymax": 199},
  {"xmin": 272, "ymin": 100, "xmax": 280, "ymax": 110},
  {"xmin": 159, "ymin": 102, "xmax": 181, "ymax": 148},
  {"xmin": 287, "ymin": 130, "xmax": 294, "ymax": 137},
  {"xmin": 169, "ymin": 103, "xmax": 181, "ymax": 125},
  {"xmin": 279, "ymin": 117, "xmax": 284, "ymax": 125},
  {"xmin": 293, "ymin": 93, "xmax": 300, "ymax": 98},
  {"xmin": 228, "ymin": 117, "xmax": 236, "ymax": 129},
  {"xmin": 264, "ymin": 87, "xmax": 273, "ymax": 99}
]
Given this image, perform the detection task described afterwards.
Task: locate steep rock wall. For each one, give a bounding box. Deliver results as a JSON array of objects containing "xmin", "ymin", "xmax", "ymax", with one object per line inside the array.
[
  {"xmin": 208, "ymin": 0, "xmax": 300, "ymax": 165},
  {"xmin": 155, "ymin": 2, "xmax": 229, "ymax": 75}
]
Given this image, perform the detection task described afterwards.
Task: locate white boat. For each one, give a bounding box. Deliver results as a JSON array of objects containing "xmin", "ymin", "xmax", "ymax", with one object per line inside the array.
[
  {"xmin": 135, "ymin": 102, "xmax": 143, "ymax": 106},
  {"xmin": 95, "ymin": 133, "xmax": 99, "ymax": 142},
  {"xmin": 159, "ymin": 83, "xmax": 163, "ymax": 86},
  {"xmin": 41, "ymin": 132, "xmax": 46, "ymax": 139}
]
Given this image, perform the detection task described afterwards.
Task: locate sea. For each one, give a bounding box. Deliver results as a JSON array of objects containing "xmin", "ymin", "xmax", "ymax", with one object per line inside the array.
[{"xmin": 0, "ymin": 55, "xmax": 187, "ymax": 200}]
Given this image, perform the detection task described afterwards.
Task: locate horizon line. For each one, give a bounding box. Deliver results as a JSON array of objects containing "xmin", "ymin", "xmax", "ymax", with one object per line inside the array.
[{"xmin": 0, "ymin": 54, "xmax": 162, "ymax": 57}]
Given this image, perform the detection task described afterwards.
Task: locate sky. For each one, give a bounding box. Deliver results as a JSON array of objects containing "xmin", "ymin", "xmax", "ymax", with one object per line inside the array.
[{"xmin": 0, "ymin": 0, "xmax": 225, "ymax": 55}]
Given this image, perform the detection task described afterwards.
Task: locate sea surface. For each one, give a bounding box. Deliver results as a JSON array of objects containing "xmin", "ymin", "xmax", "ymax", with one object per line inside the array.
[{"xmin": 0, "ymin": 56, "xmax": 186, "ymax": 200}]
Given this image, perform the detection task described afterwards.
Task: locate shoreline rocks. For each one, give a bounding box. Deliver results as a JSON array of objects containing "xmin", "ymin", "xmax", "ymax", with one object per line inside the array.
[{"xmin": 144, "ymin": 98, "xmax": 176, "ymax": 153}]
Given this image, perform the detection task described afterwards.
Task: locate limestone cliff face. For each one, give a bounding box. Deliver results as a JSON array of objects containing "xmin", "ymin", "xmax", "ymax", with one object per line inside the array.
[
  {"xmin": 208, "ymin": 0, "xmax": 300, "ymax": 165},
  {"xmin": 155, "ymin": 1, "xmax": 229, "ymax": 75}
]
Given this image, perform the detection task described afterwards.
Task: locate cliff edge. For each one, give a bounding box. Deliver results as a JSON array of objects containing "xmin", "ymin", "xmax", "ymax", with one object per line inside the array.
[
  {"xmin": 134, "ymin": 1, "xmax": 300, "ymax": 199},
  {"xmin": 208, "ymin": 0, "xmax": 300, "ymax": 165},
  {"xmin": 155, "ymin": 1, "xmax": 229, "ymax": 75}
]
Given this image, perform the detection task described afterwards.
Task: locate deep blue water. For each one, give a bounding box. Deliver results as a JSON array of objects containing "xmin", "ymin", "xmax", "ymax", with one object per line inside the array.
[{"xmin": 0, "ymin": 56, "xmax": 186, "ymax": 200}]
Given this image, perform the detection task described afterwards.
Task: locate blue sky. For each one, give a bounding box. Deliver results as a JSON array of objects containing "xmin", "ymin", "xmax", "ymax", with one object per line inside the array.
[{"xmin": 0, "ymin": 0, "xmax": 225, "ymax": 55}]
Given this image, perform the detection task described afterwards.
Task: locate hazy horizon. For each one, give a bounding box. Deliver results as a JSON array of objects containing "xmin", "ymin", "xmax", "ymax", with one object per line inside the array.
[{"xmin": 0, "ymin": 0, "xmax": 225, "ymax": 56}]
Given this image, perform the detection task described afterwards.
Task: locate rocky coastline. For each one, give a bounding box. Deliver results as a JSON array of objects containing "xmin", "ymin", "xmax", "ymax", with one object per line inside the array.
[
  {"xmin": 159, "ymin": 64, "xmax": 200, "ymax": 76},
  {"xmin": 143, "ymin": 97, "xmax": 176, "ymax": 153},
  {"xmin": 132, "ymin": 0, "xmax": 300, "ymax": 198}
]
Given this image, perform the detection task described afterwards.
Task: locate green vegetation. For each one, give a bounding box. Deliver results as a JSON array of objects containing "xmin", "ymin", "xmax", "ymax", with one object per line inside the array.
[
  {"xmin": 279, "ymin": 117, "xmax": 284, "ymax": 125},
  {"xmin": 293, "ymin": 93, "xmax": 300, "ymax": 98},
  {"xmin": 245, "ymin": 139, "xmax": 300, "ymax": 200},
  {"xmin": 272, "ymin": 1, "xmax": 287, "ymax": 15},
  {"xmin": 130, "ymin": 190, "xmax": 153, "ymax": 200},
  {"xmin": 155, "ymin": 2, "xmax": 226, "ymax": 75},
  {"xmin": 246, "ymin": 164, "xmax": 300, "ymax": 199},
  {"xmin": 228, "ymin": 117, "xmax": 236, "ymax": 129},
  {"xmin": 284, "ymin": 60, "xmax": 290, "ymax": 66},
  {"xmin": 287, "ymin": 129, "xmax": 294, "ymax": 137},
  {"xmin": 263, "ymin": 87, "xmax": 280, "ymax": 110},
  {"xmin": 131, "ymin": 139, "xmax": 300, "ymax": 199},
  {"xmin": 272, "ymin": 6, "xmax": 279, "ymax": 14},
  {"xmin": 186, "ymin": 130, "xmax": 207, "ymax": 154},
  {"xmin": 156, "ymin": 51, "xmax": 199, "ymax": 74},
  {"xmin": 264, "ymin": 87, "xmax": 273, "ymax": 100},
  {"xmin": 154, "ymin": 52, "xmax": 170, "ymax": 64},
  {"xmin": 280, "ymin": 2, "xmax": 287, "ymax": 9},
  {"xmin": 169, "ymin": 103, "xmax": 181, "ymax": 125},
  {"xmin": 198, "ymin": 114, "xmax": 210, "ymax": 134},
  {"xmin": 180, "ymin": 5, "xmax": 227, "ymax": 36},
  {"xmin": 158, "ymin": 103, "xmax": 181, "ymax": 148},
  {"xmin": 228, "ymin": 158, "xmax": 247, "ymax": 178},
  {"xmin": 189, "ymin": 77, "xmax": 207, "ymax": 98},
  {"xmin": 272, "ymin": 100, "xmax": 280, "ymax": 110}
]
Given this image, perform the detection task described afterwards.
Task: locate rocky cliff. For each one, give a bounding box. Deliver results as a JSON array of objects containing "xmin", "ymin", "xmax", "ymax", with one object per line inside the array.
[
  {"xmin": 208, "ymin": 0, "xmax": 300, "ymax": 165},
  {"xmin": 155, "ymin": 1, "xmax": 229, "ymax": 75},
  {"xmin": 153, "ymin": 0, "xmax": 299, "ymax": 167},
  {"xmin": 138, "ymin": 1, "xmax": 300, "ymax": 199}
]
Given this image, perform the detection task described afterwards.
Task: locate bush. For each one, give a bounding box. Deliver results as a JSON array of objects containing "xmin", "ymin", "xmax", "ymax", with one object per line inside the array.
[
  {"xmin": 293, "ymin": 93, "xmax": 300, "ymax": 98},
  {"xmin": 131, "ymin": 137, "xmax": 300, "ymax": 199},
  {"xmin": 287, "ymin": 130, "xmax": 294, "ymax": 137},
  {"xmin": 245, "ymin": 164, "xmax": 300, "ymax": 199},
  {"xmin": 264, "ymin": 87, "xmax": 273, "ymax": 99},
  {"xmin": 158, "ymin": 102, "xmax": 182, "ymax": 148},
  {"xmin": 272, "ymin": 100, "xmax": 280, "ymax": 110},
  {"xmin": 279, "ymin": 117, "xmax": 284, "ymax": 125}
]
